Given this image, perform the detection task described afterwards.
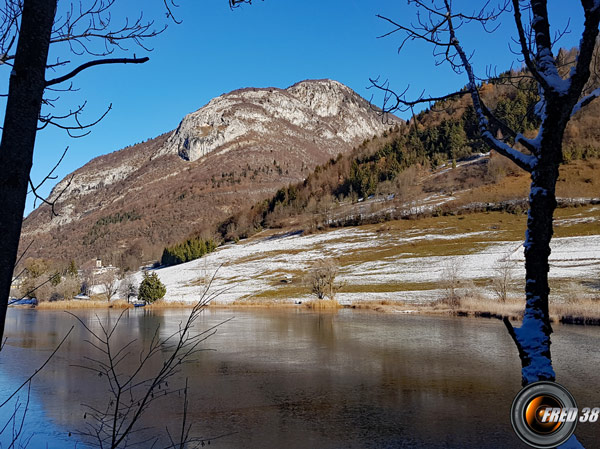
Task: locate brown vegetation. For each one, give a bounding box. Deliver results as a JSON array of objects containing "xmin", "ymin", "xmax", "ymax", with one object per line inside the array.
[
  {"xmin": 36, "ymin": 299, "xmax": 132, "ymax": 309},
  {"xmin": 304, "ymin": 299, "xmax": 341, "ymax": 310}
]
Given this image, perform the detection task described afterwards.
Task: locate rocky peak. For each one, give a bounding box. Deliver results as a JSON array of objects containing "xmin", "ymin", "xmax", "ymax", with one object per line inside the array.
[
  {"xmin": 159, "ymin": 79, "xmax": 396, "ymax": 162},
  {"xmin": 286, "ymin": 79, "xmax": 361, "ymax": 116}
]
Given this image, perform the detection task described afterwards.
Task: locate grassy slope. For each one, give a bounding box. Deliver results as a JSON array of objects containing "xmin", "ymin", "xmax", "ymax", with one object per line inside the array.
[{"xmin": 236, "ymin": 205, "xmax": 599, "ymax": 298}]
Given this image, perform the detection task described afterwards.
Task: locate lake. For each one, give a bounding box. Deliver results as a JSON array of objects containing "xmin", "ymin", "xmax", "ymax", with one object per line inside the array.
[{"xmin": 1, "ymin": 308, "xmax": 599, "ymax": 448}]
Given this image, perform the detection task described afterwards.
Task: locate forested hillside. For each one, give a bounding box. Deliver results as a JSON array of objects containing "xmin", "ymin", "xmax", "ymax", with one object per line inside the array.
[{"xmin": 210, "ymin": 49, "xmax": 600, "ymax": 247}]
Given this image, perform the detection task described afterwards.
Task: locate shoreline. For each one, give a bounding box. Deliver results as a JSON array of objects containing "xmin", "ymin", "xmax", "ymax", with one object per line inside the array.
[{"xmin": 10, "ymin": 297, "xmax": 600, "ymax": 326}]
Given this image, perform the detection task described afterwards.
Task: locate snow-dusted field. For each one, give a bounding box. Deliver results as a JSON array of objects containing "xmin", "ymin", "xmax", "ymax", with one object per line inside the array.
[{"xmin": 133, "ymin": 222, "xmax": 600, "ymax": 305}]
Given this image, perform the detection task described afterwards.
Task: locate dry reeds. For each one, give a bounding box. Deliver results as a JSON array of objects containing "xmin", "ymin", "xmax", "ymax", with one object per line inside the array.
[
  {"xmin": 36, "ymin": 299, "xmax": 133, "ymax": 309},
  {"xmin": 452, "ymin": 295, "xmax": 600, "ymax": 324},
  {"xmin": 349, "ymin": 299, "xmax": 404, "ymax": 312},
  {"xmin": 219, "ymin": 298, "xmax": 296, "ymax": 308},
  {"xmin": 550, "ymin": 298, "xmax": 600, "ymax": 323},
  {"xmin": 145, "ymin": 300, "xmax": 193, "ymax": 309},
  {"xmin": 454, "ymin": 295, "xmax": 524, "ymax": 319},
  {"xmin": 304, "ymin": 299, "xmax": 341, "ymax": 310}
]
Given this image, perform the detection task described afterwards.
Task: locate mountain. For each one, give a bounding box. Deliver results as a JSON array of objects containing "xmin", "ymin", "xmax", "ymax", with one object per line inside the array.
[
  {"xmin": 213, "ymin": 67, "xmax": 600, "ymax": 243},
  {"xmin": 20, "ymin": 79, "xmax": 397, "ymax": 268}
]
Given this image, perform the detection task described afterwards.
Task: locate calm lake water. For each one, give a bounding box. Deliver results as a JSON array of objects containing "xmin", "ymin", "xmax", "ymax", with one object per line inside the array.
[{"xmin": 1, "ymin": 308, "xmax": 600, "ymax": 448}]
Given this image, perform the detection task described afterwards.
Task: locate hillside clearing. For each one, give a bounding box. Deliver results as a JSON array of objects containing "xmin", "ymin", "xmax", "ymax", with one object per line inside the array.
[{"xmin": 140, "ymin": 206, "xmax": 600, "ymax": 307}]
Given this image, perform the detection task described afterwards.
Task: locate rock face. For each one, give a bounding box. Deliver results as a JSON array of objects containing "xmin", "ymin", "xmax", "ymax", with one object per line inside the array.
[
  {"xmin": 22, "ymin": 79, "xmax": 398, "ymax": 265},
  {"xmin": 160, "ymin": 79, "xmax": 391, "ymax": 162}
]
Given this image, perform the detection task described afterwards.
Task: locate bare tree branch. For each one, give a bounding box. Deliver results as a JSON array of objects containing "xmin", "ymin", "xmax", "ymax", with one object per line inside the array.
[
  {"xmin": 368, "ymin": 76, "xmax": 470, "ymax": 113},
  {"xmin": 511, "ymin": 0, "xmax": 550, "ymax": 90},
  {"xmin": 571, "ymin": 86, "xmax": 600, "ymax": 116},
  {"xmin": 46, "ymin": 56, "xmax": 149, "ymax": 86},
  {"xmin": 568, "ymin": 1, "xmax": 600, "ymax": 98}
]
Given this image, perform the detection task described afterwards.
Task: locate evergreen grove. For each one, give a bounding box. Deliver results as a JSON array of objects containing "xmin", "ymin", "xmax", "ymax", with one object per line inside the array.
[{"xmin": 161, "ymin": 237, "xmax": 218, "ymax": 267}]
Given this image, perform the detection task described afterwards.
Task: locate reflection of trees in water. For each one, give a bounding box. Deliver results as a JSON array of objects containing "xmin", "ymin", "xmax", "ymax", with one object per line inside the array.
[
  {"xmin": 137, "ymin": 308, "xmax": 165, "ymax": 344},
  {"xmin": 263, "ymin": 309, "xmax": 338, "ymax": 346}
]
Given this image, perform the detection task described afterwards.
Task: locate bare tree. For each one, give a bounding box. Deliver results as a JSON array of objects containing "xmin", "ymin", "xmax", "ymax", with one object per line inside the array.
[
  {"xmin": 373, "ymin": 1, "xmax": 600, "ymax": 389},
  {"xmin": 0, "ymin": 0, "xmax": 254, "ymax": 342},
  {"xmin": 81, "ymin": 267, "xmax": 97, "ymax": 297},
  {"xmin": 307, "ymin": 258, "xmax": 340, "ymax": 300},
  {"xmin": 492, "ymin": 252, "xmax": 517, "ymax": 303},
  {"xmin": 56, "ymin": 272, "xmax": 80, "ymax": 300},
  {"xmin": 100, "ymin": 269, "xmax": 121, "ymax": 302},
  {"xmin": 120, "ymin": 274, "xmax": 138, "ymax": 303},
  {"xmin": 440, "ymin": 257, "xmax": 461, "ymax": 308}
]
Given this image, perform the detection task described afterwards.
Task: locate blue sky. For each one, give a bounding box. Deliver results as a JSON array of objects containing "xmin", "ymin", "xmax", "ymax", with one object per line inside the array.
[{"xmin": 0, "ymin": 1, "xmax": 586, "ymax": 215}]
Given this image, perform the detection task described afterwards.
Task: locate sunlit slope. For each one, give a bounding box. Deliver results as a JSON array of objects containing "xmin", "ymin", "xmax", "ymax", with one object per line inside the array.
[{"xmin": 143, "ymin": 205, "xmax": 600, "ymax": 305}]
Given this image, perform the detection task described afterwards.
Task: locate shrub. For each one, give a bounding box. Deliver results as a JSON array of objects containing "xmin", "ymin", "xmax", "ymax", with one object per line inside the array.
[{"xmin": 138, "ymin": 272, "xmax": 166, "ymax": 303}]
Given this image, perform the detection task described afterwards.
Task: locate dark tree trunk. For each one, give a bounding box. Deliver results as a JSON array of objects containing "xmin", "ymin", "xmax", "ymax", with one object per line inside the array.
[
  {"xmin": 0, "ymin": 0, "xmax": 57, "ymax": 342},
  {"xmin": 517, "ymin": 159, "xmax": 560, "ymax": 384},
  {"xmin": 505, "ymin": 100, "xmax": 569, "ymax": 386}
]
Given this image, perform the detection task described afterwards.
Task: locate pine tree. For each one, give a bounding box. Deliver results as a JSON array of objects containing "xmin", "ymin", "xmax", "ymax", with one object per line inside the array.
[
  {"xmin": 138, "ymin": 272, "xmax": 166, "ymax": 303},
  {"xmin": 67, "ymin": 260, "xmax": 78, "ymax": 277}
]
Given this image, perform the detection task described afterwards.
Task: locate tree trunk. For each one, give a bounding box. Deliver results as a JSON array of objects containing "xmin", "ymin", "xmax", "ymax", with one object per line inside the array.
[
  {"xmin": 505, "ymin": 137, "xmax": 564, "ymax": 386},
  {"xmin": 0, "ymin": 0, "xmax": 57, "ymax": 342}
]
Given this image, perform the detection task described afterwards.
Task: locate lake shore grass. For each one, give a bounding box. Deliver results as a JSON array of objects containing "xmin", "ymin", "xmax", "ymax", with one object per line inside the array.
[
  {"xmin": 35, "ymin": 299, "xmax": 132, "ymax": 309},
  {"xmin": 15, "ymin": 294, "xmax": 600, "ymax": 326},
  {"xmin": 347, "ymin": 295, "xmax": 600, "ymax": 325}
]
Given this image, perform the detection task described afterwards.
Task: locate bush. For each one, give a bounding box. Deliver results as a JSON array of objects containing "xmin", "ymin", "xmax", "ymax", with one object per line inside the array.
[
  {"xmin": 138, "ymin": 272, "xmax": 166, "ymax": 303},
  {"xmin": 49, "ymin": 292, "xmax": 64, "ymax": 302}
]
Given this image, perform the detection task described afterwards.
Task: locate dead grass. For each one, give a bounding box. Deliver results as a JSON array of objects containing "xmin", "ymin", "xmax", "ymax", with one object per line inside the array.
[
  {"xmin": 36, "ymin": 299, "xmax": 133, "ymax": 309},
  {"xmin": 252, "ymin": 285, "xmax": 307, "ymax": 300},
  {"xmin": 435, "ymin": 294, "xmax": 600, "ymax": 323},
  {"xmin": 210, "ymin": 298, "xmax": 296, "ymax": 307},
  {"xmin": 336, "ymin": 205, "xmax": 599, "ymax": 268},
  {"xmin": 443, "ymin": 158, "xmax": 600, "ymax": 208},
  {"xmin": 304, "ymin": 299, "xmax": 341, "ymax": 310},
  {"xmin": 340, "ymin": 282, "xmax": 440, "ymax": 293},
  {"xmin": 146, "ymin": 300, "xmax": 194, "ymax": 309},
  {"xmin": 550, "ymin": 298, "xmax": 600, "ymax": 323},
  {"xmin": 454, "ymin": 296, "xmax": 524, "ymax": 319},
  {"xmin": 556, "ymin": 159, "xmax": 600, "ymax": 198},
  {"xmin": 345, "ymin": 293, "xmax": 600, "ymax": 325},
  {"xmin": 233, "ymin": 247, "xmax": 307, "ymax": 265}
]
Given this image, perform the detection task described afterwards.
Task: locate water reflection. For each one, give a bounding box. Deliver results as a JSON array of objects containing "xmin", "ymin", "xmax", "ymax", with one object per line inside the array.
[{"xmin": 1, "ymin": 308, "xmax": 600, "ymax": 448}]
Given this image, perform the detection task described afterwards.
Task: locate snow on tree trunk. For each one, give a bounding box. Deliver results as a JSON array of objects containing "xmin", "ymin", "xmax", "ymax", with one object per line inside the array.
[{"xmin": 508, "ymin": 161, "xmax": 560, "ymax": 385}]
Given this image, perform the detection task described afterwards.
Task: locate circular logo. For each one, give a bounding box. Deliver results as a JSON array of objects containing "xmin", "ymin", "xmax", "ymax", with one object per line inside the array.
[{"xmin": 510, "ymin": 381, "xmax": 578, "ymax": 448}]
